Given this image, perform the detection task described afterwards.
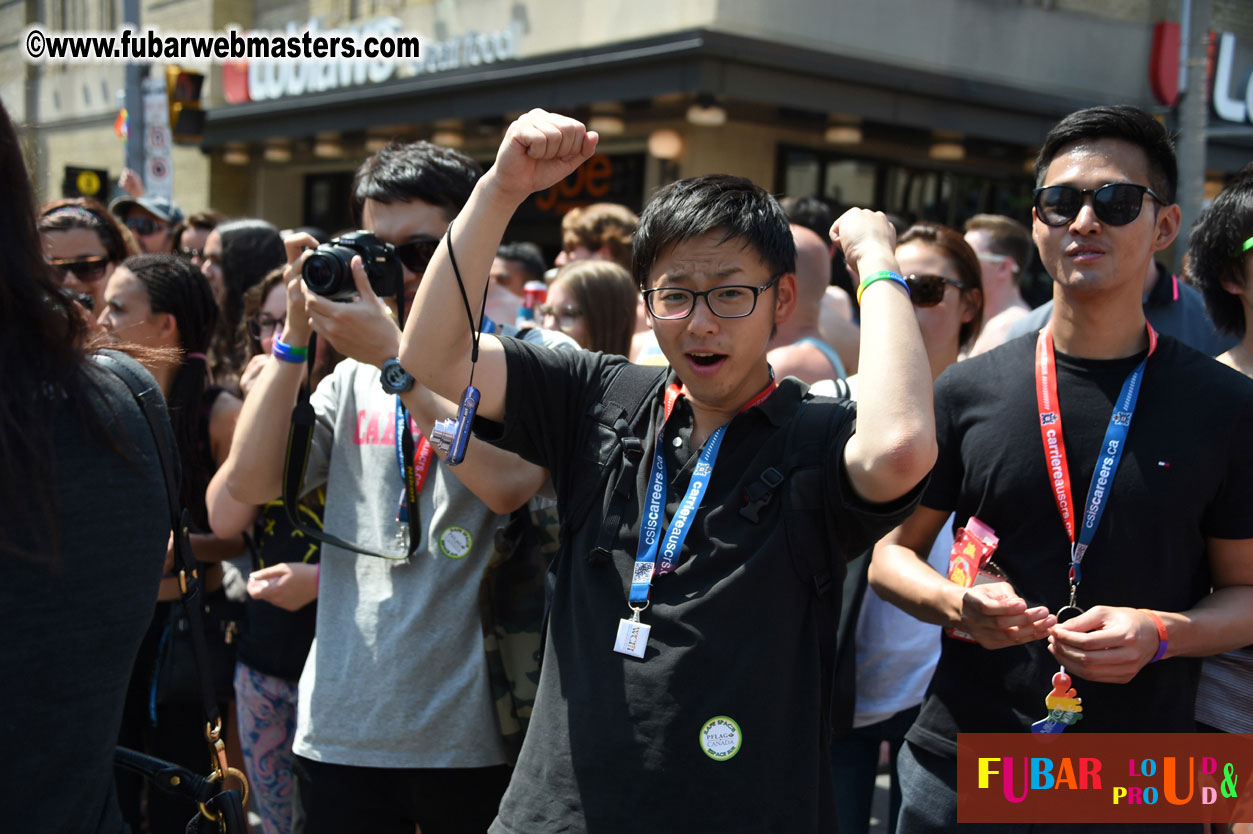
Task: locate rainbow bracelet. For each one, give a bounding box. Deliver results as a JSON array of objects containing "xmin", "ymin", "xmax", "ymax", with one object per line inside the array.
[
  {"xmin": 857, "ymin": 270, "xmax": 910, "ymax": 305},
  {"xmin": 1140, "ymin": 608, "xmax": 1169, "ymax": 663},
  {"xmin": 273, "ymin": 338, "xmax": 308, "ymax": 364}
]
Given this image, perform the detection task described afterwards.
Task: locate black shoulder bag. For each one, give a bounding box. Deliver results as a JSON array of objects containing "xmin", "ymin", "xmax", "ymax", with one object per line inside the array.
[{"xmin": 93, "ymin": 351, "xmax": 249, "ymax": 833}]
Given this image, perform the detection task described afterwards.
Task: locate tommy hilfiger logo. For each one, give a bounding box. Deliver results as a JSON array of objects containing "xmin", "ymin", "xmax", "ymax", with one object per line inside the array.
[{"xmin": 1041, "ymin": 412, "xmax": 1058, "ymax": 426}]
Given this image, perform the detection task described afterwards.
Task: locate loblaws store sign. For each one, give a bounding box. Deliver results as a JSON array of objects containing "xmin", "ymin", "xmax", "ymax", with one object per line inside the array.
[
  {"xmin": 222, "ymin": 17, "xmax": 522, "ymax": 104},
  {"xmin": 1150, "ymin": 23, "xmax": 1253, "ymax": 126}
]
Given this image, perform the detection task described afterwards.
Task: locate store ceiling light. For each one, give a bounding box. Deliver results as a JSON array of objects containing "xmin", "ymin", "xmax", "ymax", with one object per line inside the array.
[
  {"xmin": 432, "ymin": 129, "xmax": 464, "ymax": 148},
  {"xmin": 686, "ymin": 95, "xmax": 726, "ymax": 127},
  {"xmin": 313, "ymin": 133, "xmax": 343, "ymax": 159},
  {"xmin": 365, "ymin": 134, "xmax": 391, "ymax": 153},
  {"xmin": 588, "ymin": 114, "xmax": 625, "ymax": 136},
  {"xmin": 648, "ymin": 128, "xmax": 684, "ymax": 160},
  {"xmin": 223, "ymin": 144, "xmax": 250, "ymax": 166},
  {"xmin": 263, "ymin": 142, "xmax": 292, "ymax": 163},
  {"xmin": 929, "ymin": 140, "xmax": 965, "ymax": 161},
  {"xmin": 824, "ymin": 124, "xmax": 862, "ymax": 144}
]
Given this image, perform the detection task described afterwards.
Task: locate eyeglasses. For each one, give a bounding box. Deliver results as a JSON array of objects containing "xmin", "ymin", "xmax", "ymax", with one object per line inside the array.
[
  {"xmin": 395, "ymin": 237, "xmax": 440, "ymax": 275},
  {"xmin": 48, "ymin": 255, "xmax": 110, "ymax": 283},
  {"xmin": 536, "ymin": 303, "xmax": 583, "ymax": 329},
  {"xmin": 124, "ymin": 217, "xmax": 169, "ymax": 236},
  {"xmin": 178, "ymin": 247, "xmax": 202, "ymax": 260},
  {"xmin": 247, "ymin": 312, "xmax": 285, "ymax": 339},
  {"xmin": 1033, "ymin": 182, "xmax": 1167, "ymax": 227},
  {"xmin": 905, "ymin": 274, "xmax": 969, "ymax": 308},
  {"xmin": 643, "ymin": 276, "xmax": 779, "ymax": 320}
]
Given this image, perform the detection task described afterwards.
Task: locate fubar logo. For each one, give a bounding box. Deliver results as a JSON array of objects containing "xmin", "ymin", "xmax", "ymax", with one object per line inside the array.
[{"xmin": 699, "ymin": 716, "xmax": 742, "ymax": 761}]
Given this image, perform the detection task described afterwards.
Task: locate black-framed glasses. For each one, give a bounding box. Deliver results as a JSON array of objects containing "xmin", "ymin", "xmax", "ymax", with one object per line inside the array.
[
  {"xmin": 906, "ymin": 274, "xmax": 969, "ymax": 308},
  {"xmin": 124, "ymin": 217, "xmax": 168, "ymax": 236},
  {"xmin": 247, "ymin": 312, "xmax": 285, "ymax": 340},
  {"xmin": 644, "ymin": 276, "xmax": 779, "ymax": 320},
  {"xmin": 536, "ymin": 303, "xmax": 583, "ymax": 329},
  {"xmin": 395, "ymin": 236, "xmax": 440, "ymax": 274},
  {"xmin": 48, "ymin": 254, "xmax": 110, "ymax": 283},
  {"xmin": 1033, "ymin": 183, "xmax": 1167, "ymax": 227}
]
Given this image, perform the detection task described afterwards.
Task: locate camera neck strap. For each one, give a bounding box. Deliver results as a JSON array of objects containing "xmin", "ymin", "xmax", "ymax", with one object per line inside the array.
[
  {"xmin": 280, "ymin": 273, "xmax": 420, "ymax": 561},
  {"xmin": 446, "ymin": 218, "xmax": 490, "ymax": 389}
]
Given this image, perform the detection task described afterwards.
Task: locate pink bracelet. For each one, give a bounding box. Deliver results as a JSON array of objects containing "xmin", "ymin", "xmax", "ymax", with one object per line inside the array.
[{"xmin": 315, "ymin": 563, "xmax": 321, "ymax": 588}]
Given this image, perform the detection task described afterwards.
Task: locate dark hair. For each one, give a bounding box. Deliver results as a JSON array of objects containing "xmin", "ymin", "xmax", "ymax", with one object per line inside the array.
[
  {"xmin": 174, "ymin": 209, "xmax": 226, "ymax": 249},
  {"xmin": 351, "ymin": 140, "xmax": 483, "ymax": 226},
  {"xmin": 123, "ymin": 253, "xmax": 219, "ymax": 523},
  {"xmin": 1186, "ymin": 165, "xmax": 1253, "ymax": 338},
  {"xmin": 496, "ymin": 241, "xmax": 547, "ymax": 283},
  {"xmin": 550, "ymin": 260, "xmax": 638, "ymax": 356},
  {"xmin": 898, "ymin": 222, "xmax": 985, "ymax": 349},
  {"xmin": 38, "ymin": 197, "xmax": 138, "ymax": 264},
  {"xmin": 779, "ymin": 195, "xmax": 832, "ymax": 244},
  {"xmin": 0, "ymin": 101, "xmax": 109, "ymax": 562},
  {"xmin": 211, "ymin": 219, "xmax": 286, "ymax": 386},
  {"xmin": 1035, "ymin": 105, "xmax": 1177, "ymax": 204},
  {"xmin": 561, "ymin": 203, "xmax": 639, "ymax": 270},
  {"xmin": 633, "ymin": 174, "xmax": 796, "ymax": 290}
]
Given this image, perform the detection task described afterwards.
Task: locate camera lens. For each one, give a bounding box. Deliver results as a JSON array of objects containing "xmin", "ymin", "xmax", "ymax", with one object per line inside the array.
[{"xmin": 302, "ymin": 252, "xmax": 345, "ymax": 297}]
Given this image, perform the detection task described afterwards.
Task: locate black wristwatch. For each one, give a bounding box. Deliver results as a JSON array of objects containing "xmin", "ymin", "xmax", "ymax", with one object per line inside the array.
[{"xmin": 380, "ymin": 358, "xmax": 415, "ymax": 394}]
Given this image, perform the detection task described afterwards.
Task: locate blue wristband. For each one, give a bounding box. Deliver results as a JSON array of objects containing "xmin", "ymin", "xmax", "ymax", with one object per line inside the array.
[{"xmin": 273, "ymin": 338, "xmax": 308, "ymax": 364}]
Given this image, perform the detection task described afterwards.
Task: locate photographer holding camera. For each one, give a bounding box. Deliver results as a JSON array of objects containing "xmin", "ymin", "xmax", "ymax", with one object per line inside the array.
[{"xmin": 214, "ymin": 141, "xmax": 571, "ymax": 834}]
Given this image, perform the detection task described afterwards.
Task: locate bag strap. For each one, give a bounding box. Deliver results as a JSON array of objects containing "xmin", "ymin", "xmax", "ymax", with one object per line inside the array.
[
  {"xmin": 280, "ymin": 329, "xmax": 414, "ymax": 560},
  {"xmin": 91, "ymin": 351, "xmax": 243, "ymax": 798},
  {"xmin": 585, "ymin": 363, "xmax": 668, "ymax": 561}
]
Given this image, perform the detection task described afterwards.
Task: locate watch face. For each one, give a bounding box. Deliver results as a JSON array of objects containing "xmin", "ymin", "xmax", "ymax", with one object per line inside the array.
[{"xmin": 382, "ymin": 359, "xmax": 414, "ymax": 393}]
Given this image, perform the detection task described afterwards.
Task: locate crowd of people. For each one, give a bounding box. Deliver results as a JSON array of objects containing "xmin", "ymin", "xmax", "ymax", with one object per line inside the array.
[{"xmin": 4, "ymin": 92, "xmax": 1253, "ymax": 834}]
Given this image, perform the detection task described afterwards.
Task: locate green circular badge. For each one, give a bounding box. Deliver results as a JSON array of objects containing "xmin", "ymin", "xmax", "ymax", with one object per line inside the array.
[
  {"xmin": 438, "ymin": 525, "xmax": 473, "ymax": 559},
  {"xmin": 699, "ymin": 715, "xmax": 742, "ymax": 761}
]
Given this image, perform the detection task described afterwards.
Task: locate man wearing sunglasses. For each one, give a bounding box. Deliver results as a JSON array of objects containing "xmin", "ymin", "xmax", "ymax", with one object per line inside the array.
[
  {"xmin": 401, "ymin": 110, "xmax": 935, "ymax": 833},
  {"xmin": 869, "ymin": 106, "xmax": 1253, "ymax": 834},
  {"xmin": 217, "ymin": 139, "xmax": 572, "ymax": 834},
  {"xmin": 110, "ymin": 195, "xmax": 184, "ymax": 254}
]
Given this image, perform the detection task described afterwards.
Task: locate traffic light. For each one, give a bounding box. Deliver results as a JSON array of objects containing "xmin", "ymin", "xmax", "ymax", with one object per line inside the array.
[{"xmin": 165, "ymin": 66, "xmax": 205, "ymax": 144}]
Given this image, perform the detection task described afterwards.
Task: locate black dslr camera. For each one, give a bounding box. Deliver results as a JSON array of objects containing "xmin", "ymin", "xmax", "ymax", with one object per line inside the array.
[{"xmin": 302, "ymin": 231, "xmax": 403, "ymax": 301}]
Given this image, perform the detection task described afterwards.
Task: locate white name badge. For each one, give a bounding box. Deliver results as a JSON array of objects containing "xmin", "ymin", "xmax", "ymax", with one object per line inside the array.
[{"xmin": 613, "ymin": 617, "xmax": 650, "ymax": 659}]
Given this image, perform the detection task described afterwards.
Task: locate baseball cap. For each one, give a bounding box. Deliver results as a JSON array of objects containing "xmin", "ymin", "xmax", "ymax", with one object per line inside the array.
[{"xmin": 109, "ymin": 195, "xmax": 186, "ymax": 226}]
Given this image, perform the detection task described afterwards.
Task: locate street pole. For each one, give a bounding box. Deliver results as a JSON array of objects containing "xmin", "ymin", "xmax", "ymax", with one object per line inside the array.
[
  {"xmin": 1175, "ymin": 0, "xmax": 1210, "ymax": 273},
  {"xmin": 123, "ymin": 0, "xmax": 145, "ymax": 183}
]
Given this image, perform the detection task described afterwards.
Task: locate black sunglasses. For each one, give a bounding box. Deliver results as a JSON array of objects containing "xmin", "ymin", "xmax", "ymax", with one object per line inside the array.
[
  {"xmin": 905, "ymin": 274, "xmax": 968, "ymax": 307},
  {"xmin": 1033, "ymin": 183, "xmax": 1167, "ymax": 227},
  {"xmin": 124, "ymin": 217, "xmax": 168, "ymax": 236},
  {"xmin": 49, "ymin": 255, "xmax": 111, "ymax": 283},
  {"xmin": 394, "ymin": 237, "xmax": 440, "ymax": 274}
]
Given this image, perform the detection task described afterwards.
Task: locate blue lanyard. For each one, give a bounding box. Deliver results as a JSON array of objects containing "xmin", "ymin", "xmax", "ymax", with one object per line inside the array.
[
  {"xmin": 393, "ymin": 397, "xmax": 433, "ymax": 524},
  {"xmin": 627, "ymin": 379, "xmax": 775, "ymax": 606},
  {"xmin": 1036, "ymin": 324, "xmax": 1157, "ymax": 595}
]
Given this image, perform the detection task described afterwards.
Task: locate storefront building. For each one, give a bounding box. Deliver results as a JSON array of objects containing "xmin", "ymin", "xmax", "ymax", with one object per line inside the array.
[{"xmin": 9, "ymin": 0, "xmax": 1253, "ymax": 252}]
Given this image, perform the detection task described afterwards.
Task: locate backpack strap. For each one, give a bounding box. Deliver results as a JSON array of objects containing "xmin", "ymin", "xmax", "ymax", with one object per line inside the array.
[{"xmin": 583, "ymin": 363, "xmax": 668, "ymax": 563}]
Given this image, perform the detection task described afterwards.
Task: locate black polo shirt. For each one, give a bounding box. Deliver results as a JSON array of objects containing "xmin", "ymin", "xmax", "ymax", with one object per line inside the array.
[{"xmin": 475, "ymin": 339, "xmax": 924, "ymax": 834}]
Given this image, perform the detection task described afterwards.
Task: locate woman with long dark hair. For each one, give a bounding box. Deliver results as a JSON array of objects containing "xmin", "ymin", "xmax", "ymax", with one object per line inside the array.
[
  {"xmin": 0, "ymin": 103, "xmax": 168, "ymax": 833},
  {"xmin": 99, "ymin": 253, "xmax": 247, "ymax": 831},
  {"xmin": 201, "ymin": 219, "xmax": 287, "ymax": 392},
  {"xmin": 38, "ymin": 196, "xmax": 138, "ymax": 314}
]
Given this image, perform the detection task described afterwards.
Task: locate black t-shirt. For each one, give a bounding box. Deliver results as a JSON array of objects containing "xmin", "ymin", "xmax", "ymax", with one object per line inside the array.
[
  {"xmin": 1, "ymin": 358, "xmax": 168, "ymax": 834},
  {"xmin": 235, "ymin": 494, "xmax": 322, "ymax": 681},
  {"xmin": 908, "ymin": 332, "xmax": 1253, "ymax": 758},
  {"xmin": 475, "ymin": 340, "xmax": 924, "ymax": 834}
]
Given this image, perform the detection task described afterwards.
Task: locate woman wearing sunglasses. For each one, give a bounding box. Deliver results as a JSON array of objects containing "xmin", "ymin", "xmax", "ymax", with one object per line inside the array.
[
  {"xmin": 820, "ymin": 221, "xmax": 982, "ymax": 834},
  {"xmin": 38, "ymin": 197, "xmax": 138, "ymax": 314},
  {"xmin": 98, "ymin": 253, "xmax": 247, "ymax": 832},
  {"xmin": 538, "ymin": 259, "xmax": 637, "ymax": 357}
]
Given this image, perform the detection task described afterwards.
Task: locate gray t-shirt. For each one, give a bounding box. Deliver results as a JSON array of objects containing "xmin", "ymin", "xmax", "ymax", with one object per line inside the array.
[{"xmin": 292, "ymin": 358, "xmax": 508, "ymax": 768}]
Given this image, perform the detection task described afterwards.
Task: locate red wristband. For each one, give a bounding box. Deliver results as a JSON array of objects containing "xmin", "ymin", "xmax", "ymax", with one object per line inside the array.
[{"xmin": 1139, "ymin": 608, "xmax": 1169, "ymax": 663}]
